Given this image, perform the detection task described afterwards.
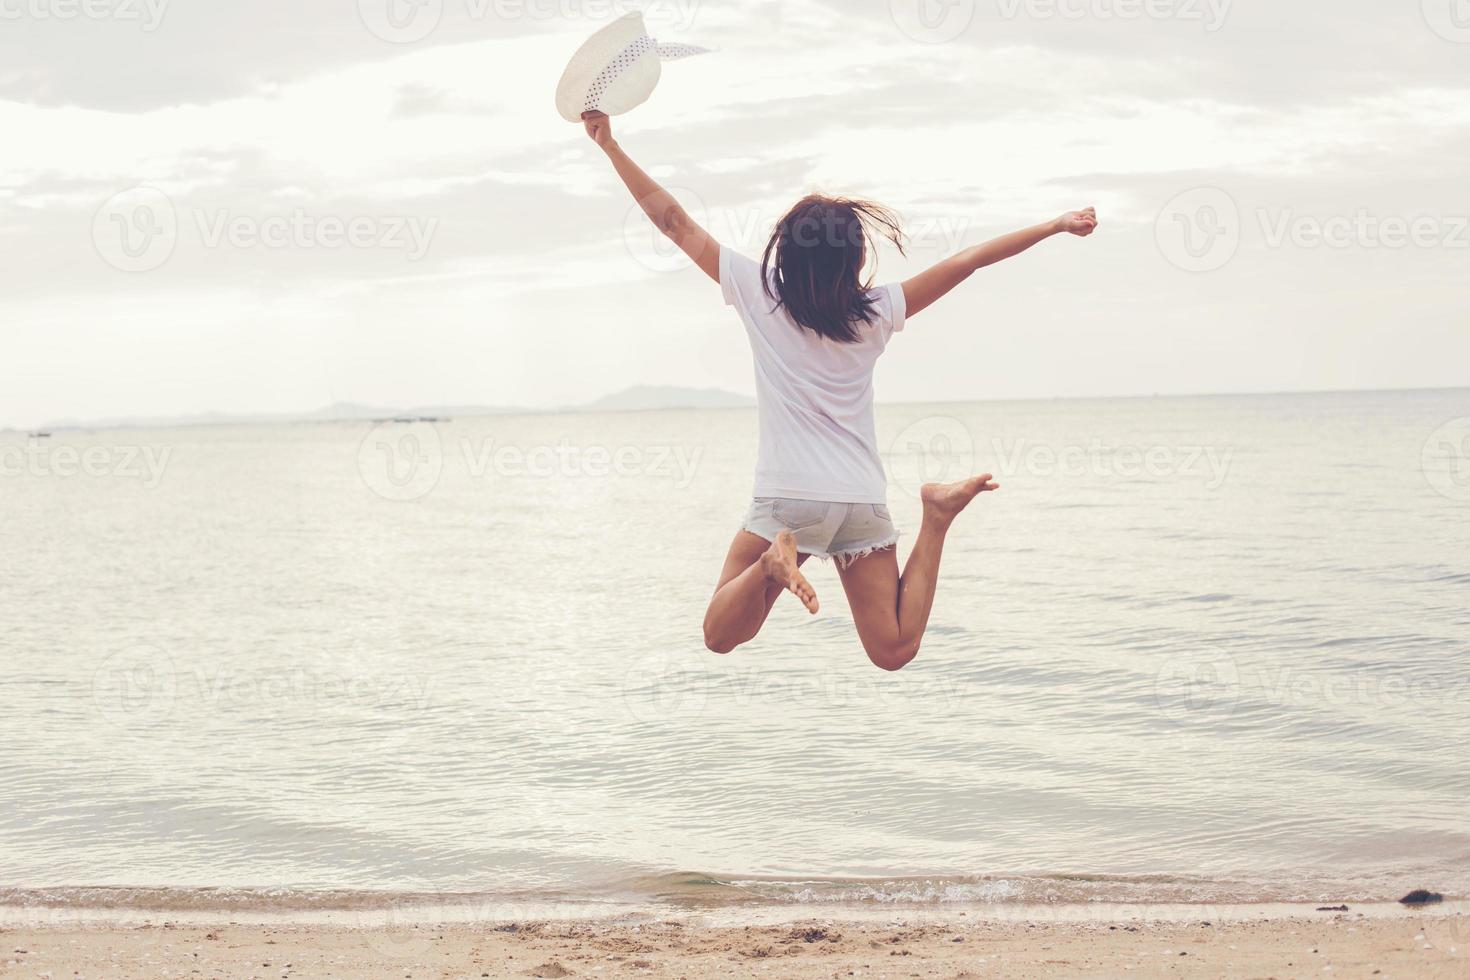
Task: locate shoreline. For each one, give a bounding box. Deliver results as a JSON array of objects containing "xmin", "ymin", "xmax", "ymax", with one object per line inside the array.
[
  {"xmin": 3, "ymin": 905, "xmax": 1464, "ymax": 978},
  {"xmin": 4, "ymin": 895, "xmax": 1465, "ymax": 928},
  {"xmin": 6, "ymin": 871, "xmax": 1462, "ymax": 916}
]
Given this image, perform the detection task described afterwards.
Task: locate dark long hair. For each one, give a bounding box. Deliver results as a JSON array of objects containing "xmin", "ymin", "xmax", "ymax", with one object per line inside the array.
[{"xmin": 760, "ymin": 195, "xmax": 905, "ymax": 344}]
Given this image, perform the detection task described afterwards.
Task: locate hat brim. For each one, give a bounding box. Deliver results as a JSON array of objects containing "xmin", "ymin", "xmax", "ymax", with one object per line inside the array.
[{"xmin": 555, "ymin": 13, "xmax": 661, "ymax": 123}]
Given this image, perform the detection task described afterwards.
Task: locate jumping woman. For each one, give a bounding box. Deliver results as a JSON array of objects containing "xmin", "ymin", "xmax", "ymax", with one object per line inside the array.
[{"xmin": 583, "ymin": 111, "xmax": 1097, "ymax": 671}]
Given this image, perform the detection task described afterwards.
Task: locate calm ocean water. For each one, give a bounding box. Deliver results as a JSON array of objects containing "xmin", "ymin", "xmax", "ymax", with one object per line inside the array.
[{"xmin": 2, "ymin": 389, "xmax": 1468, "ymax": 912}]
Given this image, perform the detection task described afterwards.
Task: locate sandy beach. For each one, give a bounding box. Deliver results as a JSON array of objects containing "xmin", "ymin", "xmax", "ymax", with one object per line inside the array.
[{"xmin": 3, "ymin": 907, "xmax": 1464, "ymax": 978}]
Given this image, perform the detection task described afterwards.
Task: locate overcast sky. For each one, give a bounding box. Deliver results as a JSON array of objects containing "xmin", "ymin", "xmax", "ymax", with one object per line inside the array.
[{"xmin": 4, "ymin": 0, "xmax": 1468, "ymax": 428}]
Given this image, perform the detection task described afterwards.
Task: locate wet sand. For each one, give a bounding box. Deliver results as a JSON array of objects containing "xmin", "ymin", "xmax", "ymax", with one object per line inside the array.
[{"xmin": 3, "ymin": 907, "xmax": 1464, "ymax": 978}]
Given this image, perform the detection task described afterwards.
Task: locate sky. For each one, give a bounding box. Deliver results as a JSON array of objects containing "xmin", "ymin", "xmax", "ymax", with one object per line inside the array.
[{"xmin": 3, "ymin": 0, "xmax": 1468, "ymax": 429}]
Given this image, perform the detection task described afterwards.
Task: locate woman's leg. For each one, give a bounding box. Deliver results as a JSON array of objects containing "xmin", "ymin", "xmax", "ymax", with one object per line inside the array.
[
  {"xmin": 835, "ymin": 474, "xmax": 998, "ymax": 671},
  {"xmin": 703, "ymin": 530, "xmax": 817, "ymax": 654}
]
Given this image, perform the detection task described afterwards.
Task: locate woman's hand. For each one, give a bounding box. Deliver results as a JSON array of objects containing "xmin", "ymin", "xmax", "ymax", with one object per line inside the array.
[
  {"xmin": 582, "ymin": 110, "xmax": 616, "ymax": 150},
  {"xmin": 903, "ymin": 209, "xmax": 1098, "ymax": 318},
  {"xmin": 1056, "ymin": 207, "xmax": 1099, "ymax": 237}
]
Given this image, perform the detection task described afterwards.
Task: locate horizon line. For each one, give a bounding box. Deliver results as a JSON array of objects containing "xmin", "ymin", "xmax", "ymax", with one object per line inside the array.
[{"xmin": 6, "ymin": 383, "xmax": 1467, "ymax": 435}]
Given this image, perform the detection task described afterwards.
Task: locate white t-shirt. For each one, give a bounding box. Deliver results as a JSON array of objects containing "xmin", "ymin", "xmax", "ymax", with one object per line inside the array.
[{"xmin": 720, "ymin": 247, "xmax": 906, "ymax": 505}]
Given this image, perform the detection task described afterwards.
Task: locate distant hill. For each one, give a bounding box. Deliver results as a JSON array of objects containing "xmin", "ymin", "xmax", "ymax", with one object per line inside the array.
[
  {"xmin": 574, "ymin": 385, "xmax": 755, "ymax": 413},
  {"xmin": 31, "ymin": 386, "xmax": 753, "ymax": 432}
]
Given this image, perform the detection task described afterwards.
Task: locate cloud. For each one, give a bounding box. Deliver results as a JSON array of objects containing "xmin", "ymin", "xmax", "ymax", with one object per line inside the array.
[
  {"xmin": 2, "ymin": 0, "xmax": 1468, "ymax": 427},
  {"xmin": 390, "ymin": 83, "xmax": 495, "ymax": 118}
]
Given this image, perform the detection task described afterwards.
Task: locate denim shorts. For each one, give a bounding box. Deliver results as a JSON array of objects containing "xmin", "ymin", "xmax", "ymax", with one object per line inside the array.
[{"xmin": 742, "ymin": 497, "xmax": 900, "ymax": 567}]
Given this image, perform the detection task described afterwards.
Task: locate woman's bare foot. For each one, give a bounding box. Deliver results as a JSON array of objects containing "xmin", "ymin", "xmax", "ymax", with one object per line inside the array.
[
  {"xmin": 761, "ymin": 530, "xmax": 819, "ymax": 614},
  {"xmin": 920, "ymin": 473, "xmax": 1000, "ymax": 528}
]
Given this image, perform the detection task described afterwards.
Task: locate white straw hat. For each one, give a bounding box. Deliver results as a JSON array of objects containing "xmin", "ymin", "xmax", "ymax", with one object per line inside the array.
[{"xmin": 555, "ymin": 12, "xmax": 709, "ymax": 123}]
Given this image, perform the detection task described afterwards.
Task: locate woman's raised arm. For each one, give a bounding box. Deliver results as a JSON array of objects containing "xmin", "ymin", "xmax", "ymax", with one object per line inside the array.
[
  {"xmin": 583, "ymin": 111, "xmax": 721, "ymax": 283},
  {"xmin": 901, "ymin": 208, "xmax": 1097, "ymax": 319}
]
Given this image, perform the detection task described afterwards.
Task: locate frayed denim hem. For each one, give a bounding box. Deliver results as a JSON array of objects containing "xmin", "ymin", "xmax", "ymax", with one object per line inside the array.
[
  {"xmin": 739, "ymin": 526, "xmax": 901, "ymax": 569},
  {"xmin": 829, "ymin": 532, "xmax": 901, "ymax": 570}
]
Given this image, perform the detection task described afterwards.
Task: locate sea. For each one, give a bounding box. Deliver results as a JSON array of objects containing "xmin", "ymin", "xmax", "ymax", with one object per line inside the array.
[{"xmin": 2, "ymin": 388, "xmax": 1467, "ymax": 918}]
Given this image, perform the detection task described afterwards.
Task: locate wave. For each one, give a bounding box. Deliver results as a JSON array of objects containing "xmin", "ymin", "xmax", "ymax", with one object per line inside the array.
[
  {"xmin": 639, "ymin": 871, "xmax": 1463, "ymax": 907},
  {"xmin": 7, "ymin": 868, "xmax": 1460, "ymax": 916}
]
